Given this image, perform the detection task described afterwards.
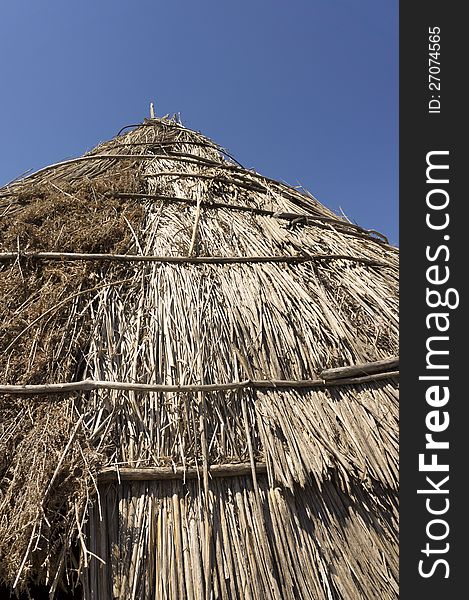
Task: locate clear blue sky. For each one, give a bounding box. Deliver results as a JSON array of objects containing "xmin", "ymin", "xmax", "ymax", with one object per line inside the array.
[{"xmin": 0, "ymin": 0, "xmax": 398, "ymax": 244}]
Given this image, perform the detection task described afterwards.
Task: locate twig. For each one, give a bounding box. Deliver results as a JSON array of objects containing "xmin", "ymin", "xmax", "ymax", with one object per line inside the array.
[
  {"xmin": 98, "ymin": 462, "xmax": 268, "ymax": 482},
  {"xmin": 0, "ymin": 371, "xmax": 399, "ymax": 395},
  {"xmin": 0, "ymin": 251, "xmax": 392, "ymax": 268},
  {"xmin": 320, "ymin": 356, "xmax": 399, "ymax": 381}
]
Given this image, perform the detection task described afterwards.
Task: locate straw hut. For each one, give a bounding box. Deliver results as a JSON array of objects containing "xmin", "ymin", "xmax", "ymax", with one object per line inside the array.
[{"xmin": 0, "ymin": 116, "xmax": 398, "ymax": 599}]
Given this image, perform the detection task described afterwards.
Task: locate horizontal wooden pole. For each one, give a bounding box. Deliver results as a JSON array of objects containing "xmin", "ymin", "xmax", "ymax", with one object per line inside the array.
[
  {"xmin": 98, "ymin": 462, "xmax": 267, "ymax": 482},
  {"xmin": 116, "ymin": 192, "xmax": 360, "ymax": 227},
  {"xmin": 117, "ymin": 191, "xmax": 279, "ymax": 217},
  {"xmin": 137, "ymin": 151, "xmax": 228, "ymax": 170},
  {"xmin": 0, "ymin": 251, "xmax": 390, "ymax": 268},
  {"xmin": 17, "ymin": 153, "xmax": 158, "ymax": 181},
  {"xmin": 115, "ymin": 192, "xmax": 389, "ymax": 244},
  {"xmin": 0, "ymin": 371, "xmax": 399, "ymax": 396},
  {"xmin": 320, "ymin": 356, "xmax": 399, "ymax": 381},
  {"xmin": 113, "ymin": 140, "xmax": 245, "ymax": 167},
  {"xmin": 142, "ymin": 170, "xmax": 267, "ymax": 194}
]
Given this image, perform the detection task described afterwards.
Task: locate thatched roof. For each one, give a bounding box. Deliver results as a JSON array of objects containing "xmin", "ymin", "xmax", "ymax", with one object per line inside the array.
[{"xmin": 0, "ymin": 116, "xmax": 398, "ymax": 599}]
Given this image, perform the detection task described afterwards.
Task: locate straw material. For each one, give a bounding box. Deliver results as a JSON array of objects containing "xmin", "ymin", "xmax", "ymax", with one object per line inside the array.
[{"xmin": 0, "ymin": 116, "xmax": 398, "ymax": 598}]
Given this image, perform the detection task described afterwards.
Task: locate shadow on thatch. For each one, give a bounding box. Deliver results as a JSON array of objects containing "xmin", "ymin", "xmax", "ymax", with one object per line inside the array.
[
  {"xmin": 0, "ymin": 116, "xmax": 398, "ymax": 599},
  {"xmin": 80, "ymin": 473, "xmax": 397, "ymax": 600}
]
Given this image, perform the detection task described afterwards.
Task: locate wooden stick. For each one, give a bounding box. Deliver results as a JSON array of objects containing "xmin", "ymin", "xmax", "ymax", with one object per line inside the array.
[
  {"xmin": 0, "ymin": 251, "xmax": 391, "ymax": 268},
  {"xmin": 320, "ymin": 356, "xmax": 399, "ymax": 381},
  {"xmin": 0, "ymin": 371, "xmax": 399, "ymax": 396},
  {"xmin": 187, "ymin": 197, "xmax": 202, "ymax": 257},
  {"xmin": 115, "ymin": 192, "xmax": 366, "ymax": 227},
  {"xmin": 111, "ymin": 139, "xmax": 245, "ymax": 167},
  {"xmin": 114, "ymin": 192, "xmax": 391, "ymax": 242},
  {"xmin": 142, "ymin": 170, "xmax": 266, "ymax": 191},
  {"xmin": 98, "ymin": 463, "xmax": 268, "ymax": 482},
  {"xmin": 14, "ymin": 154, "xmax": 159, "ymax": 181},
  {"xmin": 11, "ymin": 152, "xmax": 246, "ymax": 186},
  {"xmin": 117, "ymin": 192, "xmax": 286, "ymax": 217}
]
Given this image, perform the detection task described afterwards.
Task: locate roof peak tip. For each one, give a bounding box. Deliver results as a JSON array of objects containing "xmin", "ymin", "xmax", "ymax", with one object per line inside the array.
[
  {"xmin": 116, "ymin": 112, "xmax": 186, "ymax": 138},
  {"xmin": 147, "ymin": 102, "xmax": 183, "ymax": 126}
]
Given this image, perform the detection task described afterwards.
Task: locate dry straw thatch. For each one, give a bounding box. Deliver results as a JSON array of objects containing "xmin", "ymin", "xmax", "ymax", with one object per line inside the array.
[{"xmin": 0, "ymin": 116, "xmax": 398, "ymax": 599}]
